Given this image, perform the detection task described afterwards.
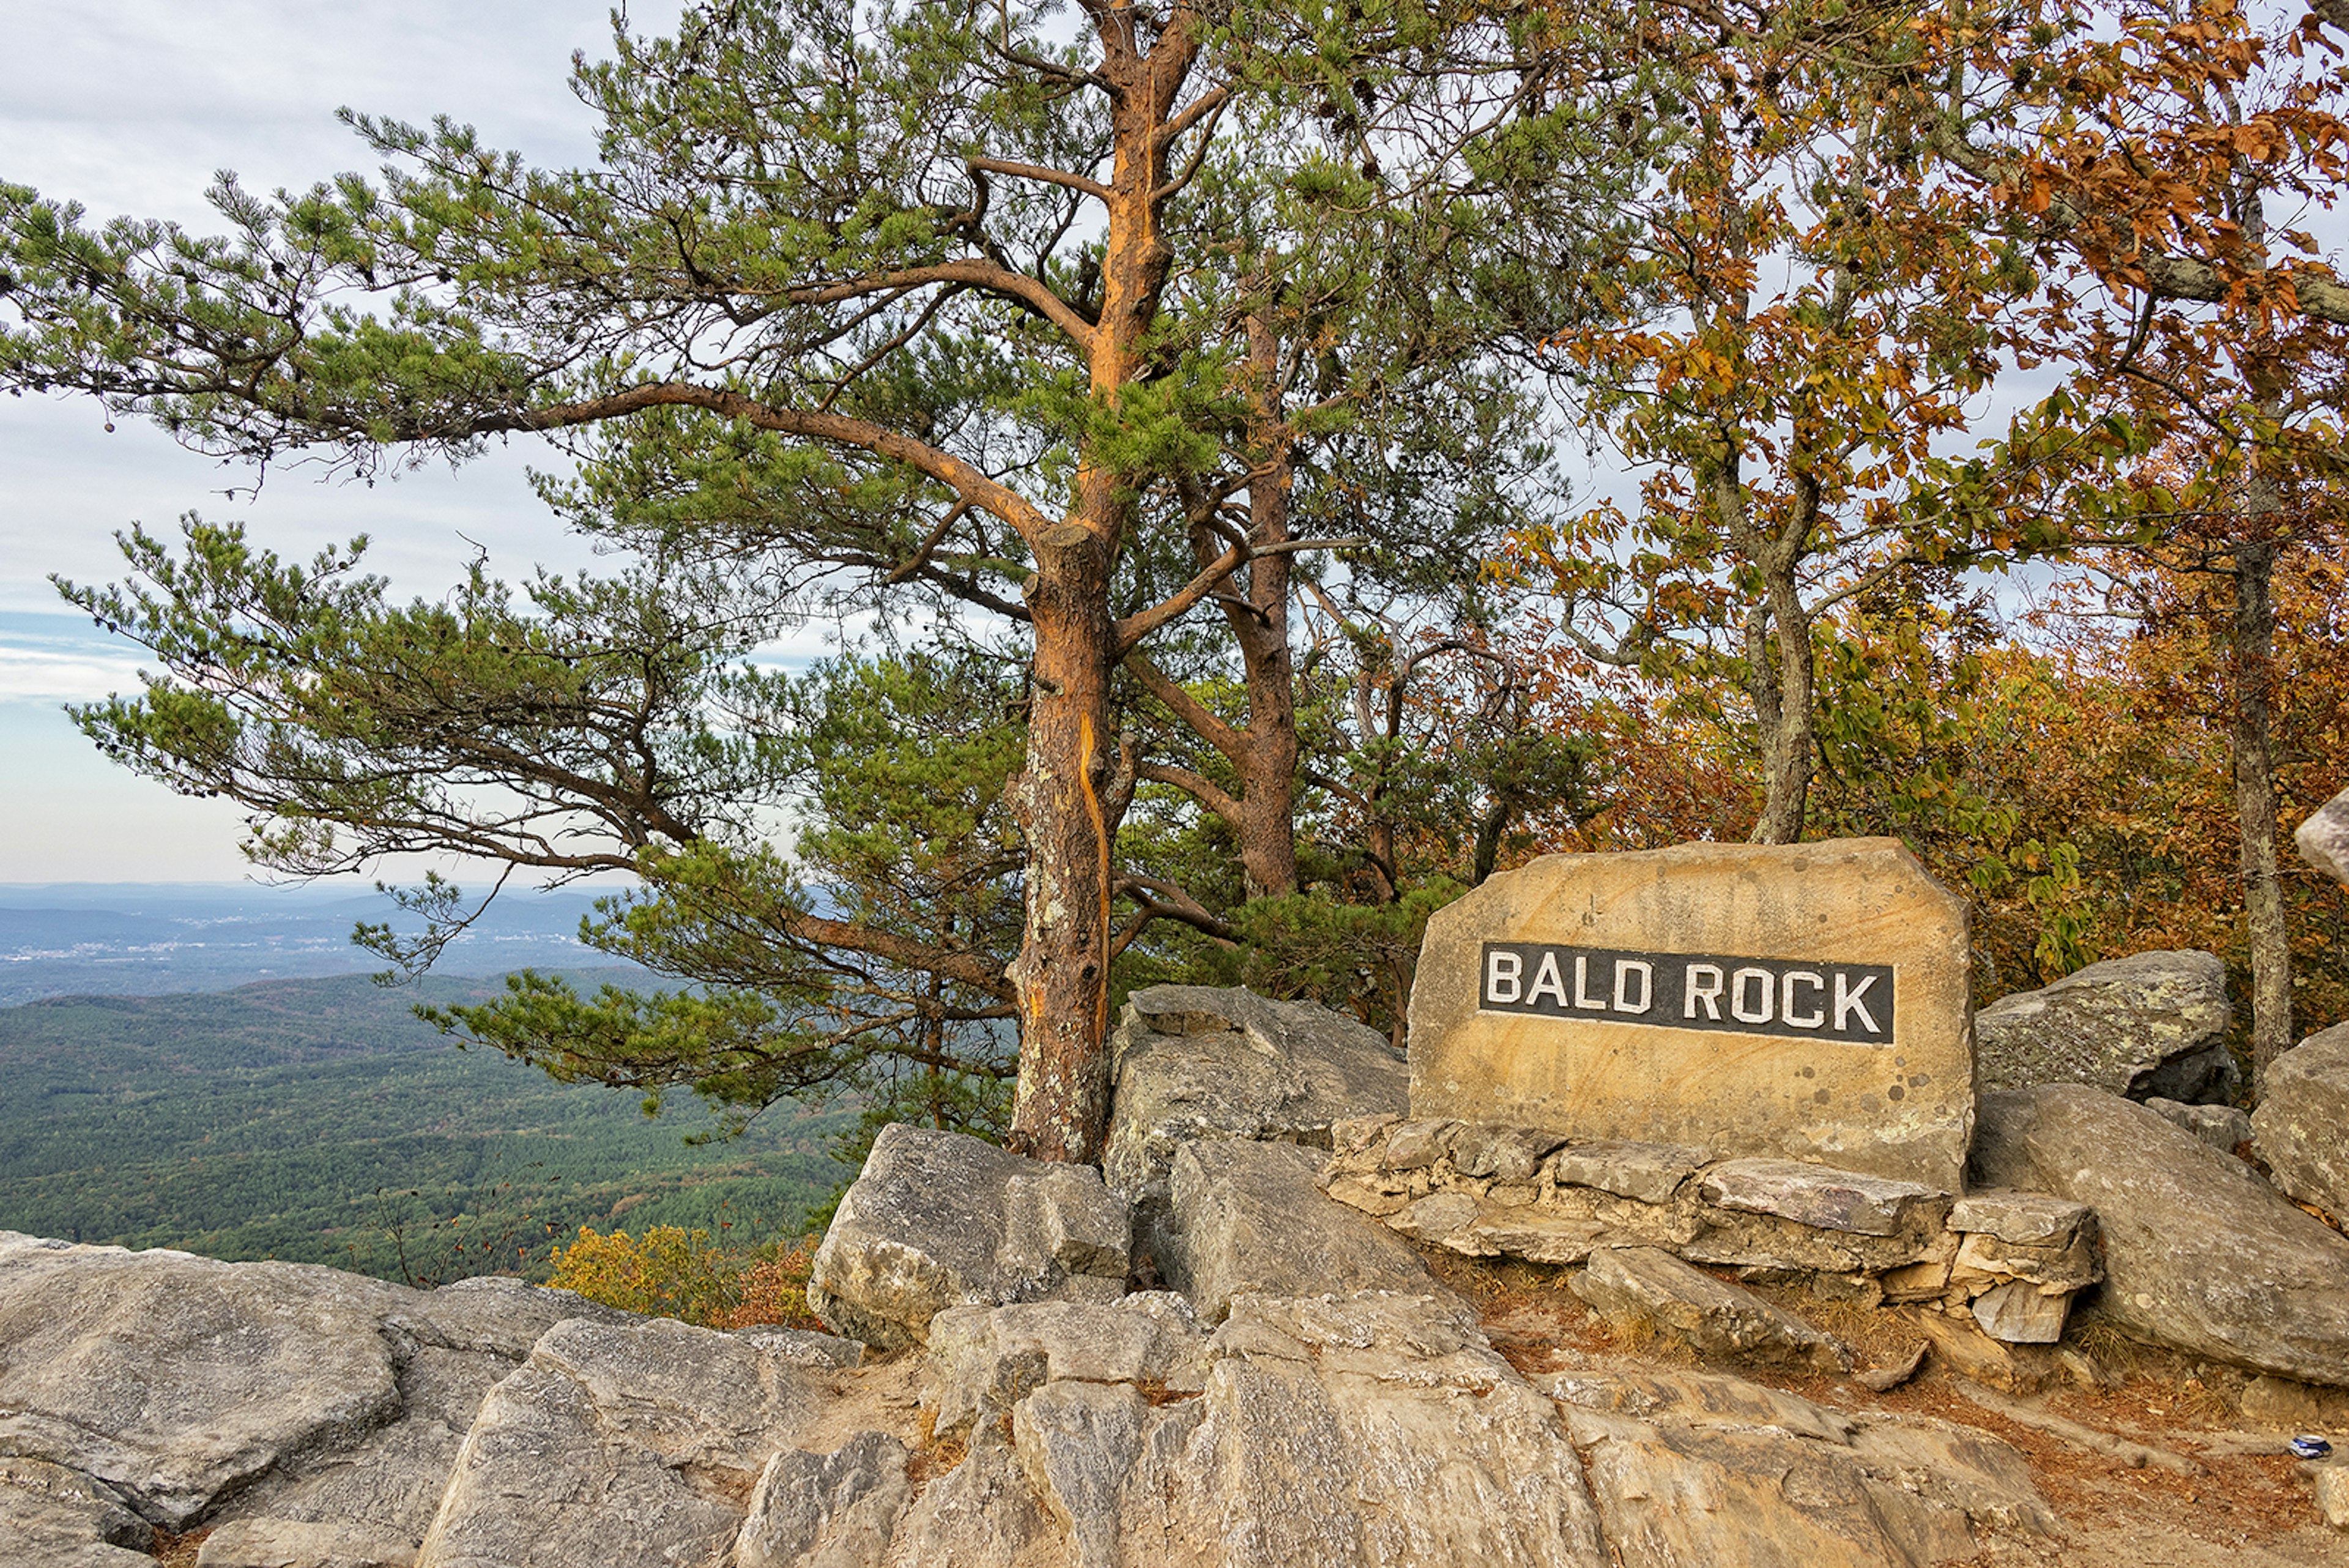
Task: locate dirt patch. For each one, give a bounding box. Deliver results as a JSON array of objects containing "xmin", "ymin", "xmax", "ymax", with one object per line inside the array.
[{"xmin": 149, "ymin": 1529, "xmax": 209, "ymax": 1567}]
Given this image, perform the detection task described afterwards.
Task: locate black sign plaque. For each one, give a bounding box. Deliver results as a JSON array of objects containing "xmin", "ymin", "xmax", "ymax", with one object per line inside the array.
[{"xmin": 1477, "ymin": 942, "xmax": 1896, "ymax": 1046}]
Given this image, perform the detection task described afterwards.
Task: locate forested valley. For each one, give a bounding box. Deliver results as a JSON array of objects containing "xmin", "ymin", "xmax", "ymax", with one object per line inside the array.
[{"xmin": 0, "ymin": 974, "xmax": 848, "ymax": 1282}]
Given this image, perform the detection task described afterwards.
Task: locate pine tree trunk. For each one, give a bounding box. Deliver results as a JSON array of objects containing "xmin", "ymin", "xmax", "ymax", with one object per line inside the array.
[
  {"xmin": 1230, "ymin": 352, "xmax": 1301, "ymax": 901},
  {"xmin": 1000, "ymin": 23, "xmax": 1195, "ymax": 1162},
  {"xmin": 1004, "ymin": 526, "xmax": 1121, "ymax": 1162}
]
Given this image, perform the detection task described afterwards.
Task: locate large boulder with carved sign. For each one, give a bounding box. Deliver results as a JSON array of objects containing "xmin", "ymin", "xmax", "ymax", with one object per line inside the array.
[
  {"xmin": 1973, "ymin": 949, "xmax": 2237, "ymax": 1103},
  {"xmin": 1407, "ymin": 839, "xmax": 1973, "ymax": 1192}
]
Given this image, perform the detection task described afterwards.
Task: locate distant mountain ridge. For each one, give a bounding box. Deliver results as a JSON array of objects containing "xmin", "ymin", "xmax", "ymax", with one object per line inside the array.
[{"xmin": 0, "ymin": 881, "xmax": 642, "ymax": 1005}]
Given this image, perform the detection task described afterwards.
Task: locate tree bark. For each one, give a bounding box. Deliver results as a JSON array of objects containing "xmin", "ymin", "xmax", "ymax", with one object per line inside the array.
[
  {"xmin": 1228, "ymin": 314, "xmax": 1301, "ymax": 901},
  {"xmin": 1004, "ymin": 525, "xmax": 1123, "ymax": 1162},
  {"xmin": 1750, "ymin": 559, "xmax": 1817, "ymax": 845},
  {"xmin": 1002, "ymin": 8, "xmax": 1196, "ymax": 1162},
  {"xmin": 2232, "ymin": 529, "xmax": 2293, "ymax": 1096}
]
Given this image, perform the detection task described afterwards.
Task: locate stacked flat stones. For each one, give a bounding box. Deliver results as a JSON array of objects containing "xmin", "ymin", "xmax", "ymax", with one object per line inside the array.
[{"xmin": 1321, "ymin": 1115, "xmax": 2102, "ymax": 1346}]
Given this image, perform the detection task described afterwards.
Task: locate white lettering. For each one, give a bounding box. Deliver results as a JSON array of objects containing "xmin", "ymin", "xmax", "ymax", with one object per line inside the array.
[
  {"xmin": 1684, "ymin": 964, "xmax": 1724, "ymax": 1021},
  {"xmin": 1573, "ymin": 954, "xmax": 1608, "ymax": 1011},
  {"xmin": 1613, "ymin": 959, "xmax": 1654, "ymax": 1014},
  {"xmin": 1731, "ymin": 967, "xmax": 1775, "ymax": 1025},
  {"xmin": 1527, "ymin": 951, "xmax": 1570, "ymax": 1007},
  {"xmin": 1834, "ymin": 972, "xmax": 1882, "ymax": 1034},
  {"xmin": 1485, "ymin": 949, "xmax": 1522, "ymax": 1004},
  {"xmin": 1781, "ymin": 971, "xmax": 1825, "ymax": 1029}
]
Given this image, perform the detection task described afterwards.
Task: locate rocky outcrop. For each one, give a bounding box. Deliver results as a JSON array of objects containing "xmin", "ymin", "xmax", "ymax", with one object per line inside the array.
[
  {"xmin": 0, "ymin": 1211, "xmax": 2069, "ymax": 1568},
  {"xmin": 1102, "ymin": 984, "xmax": 1408, "ymax": 1279},
  {"xmin": 0, "ymin": 1232, "xmax": 643, "ymax": 1542},
  {"xmin": 1973, "ymin": 1083, "xmax": 2349, "ymax": 1385},
  {"xmin": 1546, "ymin": 1365, "xmax": 2058, "ymax": 1566},
  {"xmin": 2252, "ymin": 1020, "xmax": 2349, "ymax": 1222},
  {"xmin": 0, "ymin": 1231, "xmax": 662, "ymax": 1560},
  {"xmin": 2298, "ymin": 785, "xmax": 2349, "ymax": 886},
  {"xmin": 938, "ymin": 1288, "xmax": 1614, "ymax": 1568},
  {"xmin": 1973, "ymin": 948, "xmax": 2238, "ymax": 1102},
  {"xmin": 1570, "ymin": 1247, "xmax": 1848, "ymax": 1371},
  {"xmin": 0, "ymin": 1457, "xmax": 154, "ymax": 1568},
  {"xmin": 806, "ymin": 1124, "xmax": 1132, "ymax": 1350},
  {"xmin": 1161, "ymin": 1137, "xmax": 1439, "ymax": 1322},
  {"xmin": 415, "ymin": 1315, "xmax": 851, "ymax": 1568},
  {"xmin": 2145, "ymin": 1096, "xmax": 2255, "ymax": 1152}
]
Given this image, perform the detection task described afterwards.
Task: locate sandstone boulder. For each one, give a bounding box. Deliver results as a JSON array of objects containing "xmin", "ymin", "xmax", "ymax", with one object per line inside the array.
[
  {"xmin": 1545, "ymin": 1365, "xmax": 2058, "ymax": 1567},
  {"xmin": 734, "ymin": 1430, "xmax": 911, "ymax": 1568},
  {"xmin": 2145, "ymin": 1096, "xmax": 2255, "ymax": 1152},
  {"xmin": 1408, "ymin": 839, "xmax": 1975, "ymax": 1191},
  {"xmin": 1973, "ymin": 1083, "xmax": 2349, "ymax": 1384},
  {"xmin": 0, "ymin": 1457, "xmax": 154, "ymax": 1568},
  {"xmin": 1570, "ymin": 1246, "xmax": 1848, "ymax": 1371},
  {"xmin": 1973, "ymin": 949, "xmax": 2237, "ymax": 1101},
  {"xmin": 1161, "ymin": 1137, "xmax": 1439, "ymax": 1321},
  {"xmin": 1101, "ymin": 984, "xmax": 1407, "ymax": 1276},
  {"xmin": 2297, "ymin": 786, "xmax": 2349, "ymax": 887},
  {"xmin": 2252, "ymin": 1021, "xmax": 2349, "ymax": 1222},
  {"xmin": 0, "ymin": 1234, "xmax": 410, "ymax": 1530},
  {"xmin": 415, "ymin": 1315, "xmax": 837, "ymax": 1568},
  {"xmin": 924, "ymin": 1293, "xmax": 1208, "ymax": 1443},
  {"xmin": 807, "ymin": 1124, "xmax": 1131, "ymax": 1350}
]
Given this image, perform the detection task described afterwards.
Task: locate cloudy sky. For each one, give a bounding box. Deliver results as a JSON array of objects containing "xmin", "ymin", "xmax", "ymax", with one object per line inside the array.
[{"xmin": 0, "ymin": 4, "xmax": 681, "ymax": 881}]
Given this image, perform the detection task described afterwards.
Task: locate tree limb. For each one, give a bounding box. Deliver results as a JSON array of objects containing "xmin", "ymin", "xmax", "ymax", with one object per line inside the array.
[
  {"xmin": 1137, "ymin": 758, "xmax": 1244, "ymax": 827},
  {"xmin": 1123, "ymin": 649, "xmax": 1246, "ymax": 763}
]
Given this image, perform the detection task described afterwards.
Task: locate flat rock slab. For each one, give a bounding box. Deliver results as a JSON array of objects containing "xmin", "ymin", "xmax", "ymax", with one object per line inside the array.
[
  {"xmin": 1571, "ymin": 1246, "xmax": 1849, "ymax": 1372},
  {"xmin": 1408, "ymin": 839, "xmax": 1973, "ymax": 1191},
  {"xmin": 1165, "ymin": 1139, "xmax": 1440, "ymax": 1322},
  {"xmin": 0, "ymin": 1234, "xmax": 411, "ymax": 1529},
  {"xmin": 1974, "ymin": 949, "xmax": 2236, "ymax": 1102},
  {"xmin": 2145, "ymin": 1097, "xmax": 2255, "ymax": 1153},
  {"xmin": 807, "ymin": 1124, "xmax": 1131, "ymax": 1351},
  {"xmin": 2298, "ymin": 786, "xmax": 2349, "ymax": 886},
  {"xmin": 1948, "ymin": 1191, "xmax": 2095, "ymax": 1248},
  {"xmin": 415, "ymin": 1316, "xmax": 833, "ymax": 1568},
  {"xmin": 1551, "ymin": 1141, "xmax": 1710, "ymax": 1204},
  {"xmin": 2252, "ymin": 1022, "xmax": 2349, "ymax": 1222},
  {"xmin": 195, "ymin": 1517, "xmax": 420, "ymax": 1567},
  {"xmin": 925, "ymin": 1293, "xmax": 1208, "ymax": 1442},
  {"xmin": 1974, "ymin": 1084, "xmax": 2349, "ymax": 1386},
  {"xmin": 1699, "ymin": 1159, "xmax": 1950, "ymax": 1238},
  {"xmin": 1969, "ymin": 1280, "xmax": 2071, "ymax": 1345},
  {"xmin": 1549, "ymin": 1365, "xmax": 2058, "ymax": 1567}
]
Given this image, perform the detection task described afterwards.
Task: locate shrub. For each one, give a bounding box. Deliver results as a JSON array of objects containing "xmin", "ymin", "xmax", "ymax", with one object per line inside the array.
[{"xmin": 547, "ymin": 1224, "xmax": 823, "ymax": 1331}]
